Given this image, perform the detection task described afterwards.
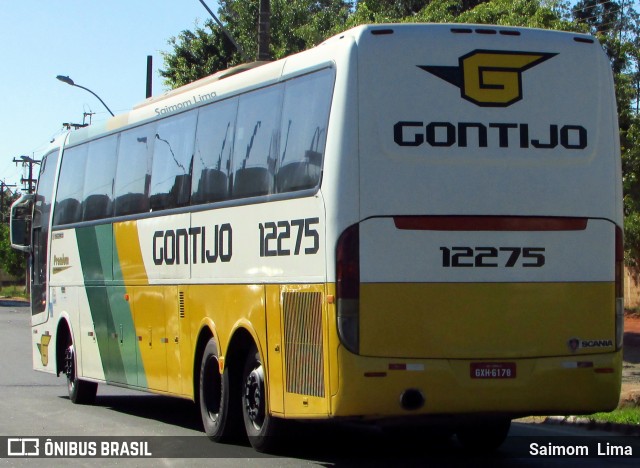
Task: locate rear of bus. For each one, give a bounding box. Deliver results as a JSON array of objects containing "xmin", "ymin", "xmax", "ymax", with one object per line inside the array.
[{"xmin": 330, "ymin": 24, "xmax": 623, "ymax": 433}]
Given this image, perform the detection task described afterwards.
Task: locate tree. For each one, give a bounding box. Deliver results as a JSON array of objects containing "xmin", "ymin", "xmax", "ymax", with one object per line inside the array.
[
  {"xmin": 160, "ymin": 20, "xmax": 239, "ymax": 89},
  {"xmin": 408, "ymin": 0, "xmax": 577, "ymax": 29},
  {"xmin": 162, "ymin": 0, "xmax": 578, "ymax": 88},
  {"xmin": 161, "ymin": 0, "xmax": 351, "ymax": 88},
  {"xmin": 573, "ymin": 1, "xmax": 640, "ymax": 266},
  {"xmin": 0, "ymin": 190, "xmax": 26, "ymax": 280},
  {"xmin": 0, "ymin": 225, "xmax": 25, "ymax": 279},
  {"xmin": 343, "ymin": 0, "xmax": 573, "ymax": 29}
]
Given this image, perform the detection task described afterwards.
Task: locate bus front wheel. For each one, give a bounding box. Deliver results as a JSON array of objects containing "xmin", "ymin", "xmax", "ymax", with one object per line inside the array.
[
  {"xmin": 242, "ymin": 345, "xmax": 282, "ymax": 452},
  {"xmin": 64, "ymin": 342, "xmax": 97, "ymax": 404},
  {"xmin": 199, "ymin": 338, "xmax": 240, "ymax": 441}
]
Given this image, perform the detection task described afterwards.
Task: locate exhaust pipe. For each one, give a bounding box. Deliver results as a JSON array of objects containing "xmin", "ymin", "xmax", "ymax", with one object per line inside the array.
[{"xmin": 400, "ymin": 389, "xmax": 425, "ymax": 411}]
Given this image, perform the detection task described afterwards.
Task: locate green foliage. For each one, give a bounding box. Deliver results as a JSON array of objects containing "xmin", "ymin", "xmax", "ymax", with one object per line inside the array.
[
  {"xmin": 0, "ymin": 223, "xmax": 26, "ymax": 280},
  {"xmin": 623, "ymin": 119, "xmax": 640, "ymax": 266},
  {"xmin": 572, "ymin": 1, "xmax": 640, "ymax": 265},
  {"xmin": 160, "ymin": 20, "xmax": 239, "ymax": 89},
  {"xmin": 344, "ymin": 0, "xmax": 577, "ymax": 30},
  {"xmin": 162, "ymin": 0, "xmax": 580, "ymax": 87},
  {"xmin": 161, "ymin": 0, "xmax": 351, "ymax": 88},
  {"xmin": 587, "ymin": 407, "xmax": 640, "ymax": 425},
  {"xmin": 0, "ymin": 190, "xmax": 25, "ymax": 280},
  {"xmin": 0, "ymin": 285, "xmax": 27, "ymax": 300},
  {"xmin": 455, "ymin": 0, "xmax": 577, "ymax": 29}
]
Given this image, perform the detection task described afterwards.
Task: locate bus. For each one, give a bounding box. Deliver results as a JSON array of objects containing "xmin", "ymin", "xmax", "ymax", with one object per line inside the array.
[{"xmin": 11, "ymin": 23, "xmax": 623, "ymax": 452}]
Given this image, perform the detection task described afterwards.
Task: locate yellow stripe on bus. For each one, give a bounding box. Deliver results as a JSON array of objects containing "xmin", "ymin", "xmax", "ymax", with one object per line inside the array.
[{"xmin": 114, "ymin": 221, "xmax": 149, "ymax": 284}]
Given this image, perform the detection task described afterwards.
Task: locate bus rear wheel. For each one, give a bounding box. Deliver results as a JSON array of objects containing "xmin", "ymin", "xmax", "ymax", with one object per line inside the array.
[
  {"xmin": 199, "ymin": 338, "xmax": 240, "ymax": 441},
  {"xmin": 242, "ymin": 345, "xmax": 282, "ymax": 452},
  {"xmin": 64, "ymin": 342, "xmax": 97, "ymax": 404}
]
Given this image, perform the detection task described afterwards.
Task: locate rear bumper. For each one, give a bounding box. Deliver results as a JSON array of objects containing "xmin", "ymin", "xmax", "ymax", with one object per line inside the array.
[{"xmin": 330, "ymin": 346, "xmax": 622, "ymax": 419}]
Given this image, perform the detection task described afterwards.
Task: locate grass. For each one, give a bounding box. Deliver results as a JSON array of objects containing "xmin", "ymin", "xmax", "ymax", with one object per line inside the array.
[
  {"xmin": 584, "ymin": 407, "xmax": 640, "ymax": 426},
  {"xmin": 0, "ymin": 285, "xmax": 28, "ymax": 300}
]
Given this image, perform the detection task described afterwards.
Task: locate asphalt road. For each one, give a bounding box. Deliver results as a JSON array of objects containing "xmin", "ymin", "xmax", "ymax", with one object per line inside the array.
[{"xmin": 1, "ymin": 300, "xmax": 639, "ymax": 467}]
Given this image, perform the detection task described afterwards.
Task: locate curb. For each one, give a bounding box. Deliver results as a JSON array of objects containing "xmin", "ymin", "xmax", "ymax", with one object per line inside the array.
[
  {"xmin": 545, "ymin": 416, "xmax": 640, "ymax": 436},
  {"xmin": 0, "ymin": 298, "xmax": 29, "ymax": 308}
]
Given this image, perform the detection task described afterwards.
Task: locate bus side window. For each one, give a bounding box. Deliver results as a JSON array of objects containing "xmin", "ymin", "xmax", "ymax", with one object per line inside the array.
[
  {"xmin": 114, "ymin": 124, "xmax": 155, "ymax": 217},
  {"xmin": 231, "ymin": 85, "xmax": 282, "ymax": 199},
  {"xmin": 82, "ymin": 135, "xmax": 118, "ymax": 221},
  {"xmin": 53, "ymin": 145, "xmax": 88, "ymax": 226},
  {"xmin": 191, "ymin": 98, "xmax": 238, "ymax": 205},
  {"xmin": 150, "ymin": 110, "xmax": 197, "ymax": 211},
  {"xmin": 276, "ymin": 69, "xmax": 334, "ymax": 193}
]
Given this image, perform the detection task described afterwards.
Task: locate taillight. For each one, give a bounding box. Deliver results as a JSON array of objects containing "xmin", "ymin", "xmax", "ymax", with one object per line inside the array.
[
  {"xmin": 615, "ymin": 225, "xmax": 624, "ymax": 350},
  {"xmin": 336, "ymin": 223, "xmax": 359, "ymax": 354}
]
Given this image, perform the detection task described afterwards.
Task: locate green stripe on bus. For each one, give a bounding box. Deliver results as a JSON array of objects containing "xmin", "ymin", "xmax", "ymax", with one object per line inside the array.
[
  {"xmin": 76, "ymin": 224, "xmax": 112, "ymax": 284},
  {"xmin": 76, "ymin": 226, "xmax": 146, "ymax": 388}
]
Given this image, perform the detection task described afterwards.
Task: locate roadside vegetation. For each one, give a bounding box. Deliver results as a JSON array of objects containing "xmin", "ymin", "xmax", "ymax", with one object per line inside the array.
[
  {"xmin": 586, "ymin": 407, "xmax": 640, "ymax": 426},
  {"xmin": 0, "ymin": 285, "xmax": 28, "ymax": 300}
]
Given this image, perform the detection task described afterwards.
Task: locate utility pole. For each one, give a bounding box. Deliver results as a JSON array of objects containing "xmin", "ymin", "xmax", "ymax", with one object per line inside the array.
[
  {"xmin": 257, "ymin": 0, "xmax": 271, "ymax": 61},
  {"xmin": 146, "ymin": 55, "xmax": 153, "ymax": 99},
  {"xmin": 13, "ymin": 156, "xmax": 40, "ymax": 194}
]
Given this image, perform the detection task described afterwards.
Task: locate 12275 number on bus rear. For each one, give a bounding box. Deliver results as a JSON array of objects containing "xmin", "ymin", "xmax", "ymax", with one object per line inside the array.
[{"xmin": 440, "ymin": 246, "xmax": 545, "ymax": 268}]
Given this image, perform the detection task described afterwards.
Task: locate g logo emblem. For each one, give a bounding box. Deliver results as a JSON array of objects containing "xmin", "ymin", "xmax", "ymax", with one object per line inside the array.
[
  {"xmin": 419, "ymin": 50, "xmax": 556, "ymax": 107},
  {"xmin": 37, "ymin": 334, "xmax": 51, "ymax": 366}
]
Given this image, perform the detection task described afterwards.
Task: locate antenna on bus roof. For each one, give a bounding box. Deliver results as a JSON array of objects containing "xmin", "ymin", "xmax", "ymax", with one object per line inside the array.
[{"xmin": 197, "ymin": 0, "xmax": 250, "ymax": 63}]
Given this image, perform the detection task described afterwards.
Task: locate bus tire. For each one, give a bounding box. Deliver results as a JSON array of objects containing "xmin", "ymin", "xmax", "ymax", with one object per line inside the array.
[
  {"xmin": 64, "ymin": 343, "xmax": 97, "ymax": 404},
  {"xmin": 199, "ymin": 338, "xmax": 240, "ymax": 441},
  {"xmin": 456, "ymin": 419, "xmax": 511, "ymax": 452},
  {"xmin": 242, "ymin": 345, "xmax": 282, "ymax": 452}
]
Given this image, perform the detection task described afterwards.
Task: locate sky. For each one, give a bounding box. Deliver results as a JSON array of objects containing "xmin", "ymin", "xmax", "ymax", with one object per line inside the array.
[{"xmin": 0, "ymin": 1, "xmax": 214, "ymax": 194}]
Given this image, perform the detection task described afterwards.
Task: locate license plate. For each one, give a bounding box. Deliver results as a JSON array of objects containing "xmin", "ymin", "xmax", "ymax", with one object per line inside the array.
[{"xmin": 470, "ymin": 362, "xmax": 516, "ymax": 379}]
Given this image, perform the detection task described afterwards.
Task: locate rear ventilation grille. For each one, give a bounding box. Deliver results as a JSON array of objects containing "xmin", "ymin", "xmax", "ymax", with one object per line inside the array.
[
  {"xmin": 451, "ymin": 27, "xmax": 521, "ymax": 36},
  {"xmin": 283, "ymin": 292, "xmax": 325, "ymax": 397}
]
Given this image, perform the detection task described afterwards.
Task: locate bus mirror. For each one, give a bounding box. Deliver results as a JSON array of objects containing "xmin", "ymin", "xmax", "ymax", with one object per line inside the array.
[{"xmin": 10, "ymin": 194, "xmax": 34, "ymax": 252}]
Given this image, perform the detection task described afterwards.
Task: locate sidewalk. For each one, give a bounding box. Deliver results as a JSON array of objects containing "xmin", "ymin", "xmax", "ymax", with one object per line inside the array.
[{"xmin": 621, "ymin": 382, "xmax": 640, "ymax": 407}]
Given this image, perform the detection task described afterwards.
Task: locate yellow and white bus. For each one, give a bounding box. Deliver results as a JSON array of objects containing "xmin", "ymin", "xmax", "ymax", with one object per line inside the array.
[{"xmin": 11, "ymin": 23, "xmax": 623, "ymax": 451}]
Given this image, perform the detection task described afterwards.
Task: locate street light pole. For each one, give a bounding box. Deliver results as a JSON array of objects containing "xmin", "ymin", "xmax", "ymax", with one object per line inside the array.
[{"xmin": 56, "ymin": 75, "xmax": 115, "ymax": 117}]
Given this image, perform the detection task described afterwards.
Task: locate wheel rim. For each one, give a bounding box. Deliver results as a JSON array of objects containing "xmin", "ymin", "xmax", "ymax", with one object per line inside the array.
[
  {"xmin": 65, "ymin": 345, "xmax": 76, "ymax": 392},
  {"xmin": 202, "ymin": 356, "xmax": 222, "ymax": 424},
  {"xmin": 244, "ymin": 364, "xmax": 265, "ymax": 430}
]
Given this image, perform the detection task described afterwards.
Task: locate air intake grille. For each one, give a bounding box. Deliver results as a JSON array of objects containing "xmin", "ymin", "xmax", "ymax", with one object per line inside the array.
[
  {"xmin": 283, "ymin": 292, "xmax": 325, "ymax": 397},
  {"xmin": 179, "ymin": 292, "xmax": 185, "ymax": 318}
]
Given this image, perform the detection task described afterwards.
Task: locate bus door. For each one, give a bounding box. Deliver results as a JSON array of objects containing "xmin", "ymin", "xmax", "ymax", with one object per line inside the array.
[{"xmin": 31, "ymin": 149, "xmax": 60, "ymax": 326}]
